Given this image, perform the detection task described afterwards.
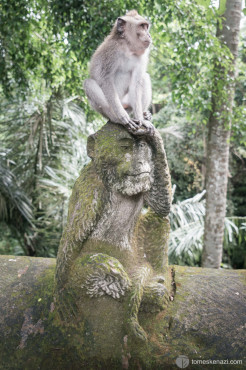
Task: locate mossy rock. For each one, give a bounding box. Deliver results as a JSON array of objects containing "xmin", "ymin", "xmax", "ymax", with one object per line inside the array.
[{"xmin": 0, "ymin": 255, "xmax": 245, "ymax": 369}]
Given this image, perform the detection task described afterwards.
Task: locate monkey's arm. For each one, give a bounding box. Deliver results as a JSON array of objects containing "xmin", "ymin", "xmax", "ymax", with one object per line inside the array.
[
  {"xmin": 144, "ymin": 129, "xmax": 172, "ymax": 216},
  {"xmin": 55, "ymin": 163, "xmax": 106, "ymax": 290}
]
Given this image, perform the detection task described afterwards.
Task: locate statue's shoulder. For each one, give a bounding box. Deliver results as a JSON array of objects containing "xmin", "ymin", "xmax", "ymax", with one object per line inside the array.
[{"xmin": 67, "ymin": 161, "xmax": 107, "ymax": 225}]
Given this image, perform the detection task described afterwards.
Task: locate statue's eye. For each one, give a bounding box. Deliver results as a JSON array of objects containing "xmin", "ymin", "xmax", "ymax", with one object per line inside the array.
[
  {"xmin": 121, "ymin": 145, "xmax": 130, "ymax": 150},
  {"xmin": 119, "ymin": 138, "xmax": 133, "ymax": 150},
  {"xmin": 139, "ymin": 142, "xmax": 147, "ymax": 148}
]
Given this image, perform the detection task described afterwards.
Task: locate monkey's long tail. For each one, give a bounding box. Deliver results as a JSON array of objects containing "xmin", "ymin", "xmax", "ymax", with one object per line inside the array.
[{"xmin": 128, "ymin": 266, "xmax": 152, "ymax": 342}]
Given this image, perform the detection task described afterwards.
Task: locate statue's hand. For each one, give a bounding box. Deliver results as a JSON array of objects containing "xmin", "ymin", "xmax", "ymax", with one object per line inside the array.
[
  {"xmin": 81, "ymin": 254, "xmax": 131, "ymax": 299},
  {"xmin": 128, "ymin": 317, "xmax": 148, "ymax": 342},
  {"xmin": 140, "ymin": 275, "xmax": 169, "ymax": 313}
]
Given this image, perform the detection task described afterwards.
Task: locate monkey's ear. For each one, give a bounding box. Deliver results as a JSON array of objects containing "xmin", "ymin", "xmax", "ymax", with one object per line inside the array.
[
  {"xmin": 87, "ymin": 134, "xmax": 96, "ymax": 159},
  {"xmin": 117, "ymin": 17, "xmax": 126, "ymax": 33}
]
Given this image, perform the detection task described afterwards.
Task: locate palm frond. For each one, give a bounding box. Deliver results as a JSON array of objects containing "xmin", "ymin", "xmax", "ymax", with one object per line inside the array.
[
  {"xmin": 158, "ymin": 125, "xmax": 184, "ymax": 139},
  {"xmin": 224, "ymin": 218, "xmax": 239, "ymax": 244},
  {"xmin": 0, "ymin": 158, "xmax": 34, "ymax": 226},
  {"xmin": 170, "ymin": 190, "xmax": 206, "ymax": 230},
  {"xmin": 169, "ymin": 221, "xmax": 204, "ymax": 257},
  {"xmin": 169, "ymin": 190, "xmax": 243, "ymax": 267}
]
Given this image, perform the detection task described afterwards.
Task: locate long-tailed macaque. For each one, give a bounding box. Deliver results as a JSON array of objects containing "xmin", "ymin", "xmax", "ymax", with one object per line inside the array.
[{"xmin": 84, "ymin": 10, "xmax": 154, "ymax": 135}]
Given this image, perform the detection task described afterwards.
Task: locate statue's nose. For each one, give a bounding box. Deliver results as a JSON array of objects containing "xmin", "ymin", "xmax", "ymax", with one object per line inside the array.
[{"xmin": 137, "ymin": 158, "xmax": 144, "ymax": 166}]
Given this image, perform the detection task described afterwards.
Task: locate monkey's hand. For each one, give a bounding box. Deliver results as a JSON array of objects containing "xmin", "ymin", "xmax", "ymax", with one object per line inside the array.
[
  {"xmin": 119, "ymin": 114, "xmax": 142, "ymax": 133},
  {"xmin": 132, "ymin": 119, "xmax": 154, "ymax": 136},
  {"xmin": 143, "ymin": 111, "xmax": 152, "ymax": 121}
]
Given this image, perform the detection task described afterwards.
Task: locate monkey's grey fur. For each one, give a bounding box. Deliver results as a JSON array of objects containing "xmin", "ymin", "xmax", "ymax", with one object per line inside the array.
[{"xmin": 84, "ymin": 10, "xmax": 154, "ymax": 135}]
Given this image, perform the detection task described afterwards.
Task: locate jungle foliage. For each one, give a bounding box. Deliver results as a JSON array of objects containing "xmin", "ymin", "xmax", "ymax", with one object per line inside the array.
[{"xmin": 0, "ymin": 0, "xmax": 245, "ymax": 267}]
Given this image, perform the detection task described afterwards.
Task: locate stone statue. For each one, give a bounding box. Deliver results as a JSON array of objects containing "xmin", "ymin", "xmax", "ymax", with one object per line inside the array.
[{"xmin": 55, "ymin": 122, "xmax": 172, "ymax": 342}]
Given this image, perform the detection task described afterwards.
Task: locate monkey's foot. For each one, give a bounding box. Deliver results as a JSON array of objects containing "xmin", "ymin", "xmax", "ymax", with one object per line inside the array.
[
  {"xmin": 128, "ymin": 317, "xmax": 148, "ymax": 342},
  {"xmin": 143, "ymin": 111, "xmax": 152, "ymax": 121},
  {"xmin": 124, "ymin": 119, "xmax": 143, "ymax": 133},
  {"xmin": 140, "ymin": 276, "xmax": 169, "ymax": 313},
  {"xmin": 130, "ymin": 119, "xmax": 154, "ymax": 136}
]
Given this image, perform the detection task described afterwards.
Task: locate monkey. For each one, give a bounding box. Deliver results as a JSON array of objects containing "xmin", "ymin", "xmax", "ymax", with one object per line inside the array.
[
  {"xmin": 55, "ymin": 123, "xmax": 172, "ymax": 341},
  {"xmin": 83, "ymin": 10, "xmax": 154, "ymax": 136}
]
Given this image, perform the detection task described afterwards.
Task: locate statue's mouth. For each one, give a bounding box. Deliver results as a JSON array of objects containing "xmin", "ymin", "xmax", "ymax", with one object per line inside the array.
[{"xmin": 128, "ymin": 172, "xmax": 150, "ymax": 177}]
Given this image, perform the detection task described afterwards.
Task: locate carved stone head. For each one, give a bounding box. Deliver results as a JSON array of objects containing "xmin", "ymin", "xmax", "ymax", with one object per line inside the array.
[{"xmin": 87, "ymin": 123, "xmax": 154, "ymax": 196}]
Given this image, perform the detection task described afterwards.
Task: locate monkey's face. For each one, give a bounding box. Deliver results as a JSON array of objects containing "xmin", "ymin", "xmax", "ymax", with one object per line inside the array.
[
  {"xmin": 87, "ymin": 124, "xmax": 154, "ymax": 196},
  {"xmin": 127, "ymin": 20, "xmax": 152, "ymax": 55},
  {"xmin": 116, "ymin": 14, "xmax": 152, "ymax": 55}
]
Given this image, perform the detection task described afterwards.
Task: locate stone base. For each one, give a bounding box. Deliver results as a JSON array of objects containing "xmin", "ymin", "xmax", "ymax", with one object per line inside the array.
[{"xmin": 0, "ymin": 255, "xmax": 245, "ymax": 369}]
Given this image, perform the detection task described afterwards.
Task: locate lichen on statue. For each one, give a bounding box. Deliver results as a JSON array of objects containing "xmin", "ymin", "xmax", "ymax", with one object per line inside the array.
[{"xmin": 55, "ymin": 122, "xmax": 172, "ymax": 342}]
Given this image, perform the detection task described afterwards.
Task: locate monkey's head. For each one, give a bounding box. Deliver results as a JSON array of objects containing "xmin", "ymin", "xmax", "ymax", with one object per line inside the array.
[
  {"xmin": 114, "ymin": 10, "xmax": 152, "ymax": 55},
  {"xmin": 87, "ymin": 123, "xmax": 154, "ymax": 196}
]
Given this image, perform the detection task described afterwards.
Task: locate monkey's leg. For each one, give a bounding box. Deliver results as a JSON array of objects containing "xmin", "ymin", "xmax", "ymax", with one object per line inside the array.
[
  {"xmin": 128, "ymin": 73, "xmax": 154, "ymax": 136},
  {"xmin": 142, "ymin": 73, "xmax": 152, "ymax": 122},
  {"xmin": 141, "ymin": 73, "xmax": 152, "ymax": 112},
  {"xmin": 84, "ymin": 79, "xmax": 141, "ymax": 132},
  {"xmin": 84, "ymin": 79, "xmax": 119, "ymax": 122}
]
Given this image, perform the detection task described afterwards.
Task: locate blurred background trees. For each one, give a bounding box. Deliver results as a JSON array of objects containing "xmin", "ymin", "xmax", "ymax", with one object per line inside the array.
[{"xmin": 0, "ymin": 0, "xmax": 245, "ymax": 268}]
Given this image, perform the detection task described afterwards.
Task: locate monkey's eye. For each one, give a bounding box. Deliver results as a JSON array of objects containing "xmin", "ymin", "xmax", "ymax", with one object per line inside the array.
[{"xmin": 140, "ymin": 23, "xmax": 148, "ymax": 30}]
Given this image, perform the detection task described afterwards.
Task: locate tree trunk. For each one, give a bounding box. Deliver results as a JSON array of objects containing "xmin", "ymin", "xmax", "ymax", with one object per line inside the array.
[
  {"xmin": 0, "ymin": 255, "xmax": 245, "ymax": 369},
  {"xmin": 202, "ymin": 0, "xmax": 242, "ymax": 268}
]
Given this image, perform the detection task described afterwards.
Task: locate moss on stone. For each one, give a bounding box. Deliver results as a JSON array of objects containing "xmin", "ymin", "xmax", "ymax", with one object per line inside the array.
[{"xmin": 0, "ymin": 256, "xmax": 245, "ymax": 369}]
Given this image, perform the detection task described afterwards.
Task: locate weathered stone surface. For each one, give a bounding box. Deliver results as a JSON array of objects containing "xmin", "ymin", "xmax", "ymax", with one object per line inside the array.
[
  {"xmin": 0, "ymin": 255, "xmax": 245, "ymax": 369},
  {"xmin": 1, "ymin": 123, "xmax": 245, "ymax": 369},
  {"xmin": 54, "ymin": 123, "xmax": 172, "ymax": 343}
]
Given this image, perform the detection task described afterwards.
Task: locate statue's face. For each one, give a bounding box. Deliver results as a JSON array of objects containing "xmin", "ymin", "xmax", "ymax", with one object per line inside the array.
[
  {"xmin": 114, "ymin": 135, "xmax": 153, "ymax": 196},
  {"xmin": 88, "ymin": 124, "xmax": 154, "ymax": 196}
]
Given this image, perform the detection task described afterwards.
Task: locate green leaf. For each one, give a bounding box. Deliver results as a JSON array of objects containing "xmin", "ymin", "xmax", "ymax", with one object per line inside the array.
[
  {"xmin": 195, "ymin": 0, "xmax": 210, "ymax": 8},
  {"xmin": 218, "ymin": 0, "xmax": 227, "ymax": 15}
]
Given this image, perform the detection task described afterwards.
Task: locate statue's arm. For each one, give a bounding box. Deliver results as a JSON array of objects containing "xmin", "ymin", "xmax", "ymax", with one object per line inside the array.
[
  {"xmin": 144, "ymin": 129, "xmax": 172, "ymax": 216},
  {"xmin": 55, "ymin": 163, "xmax": 106, "ymax": 290}
]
